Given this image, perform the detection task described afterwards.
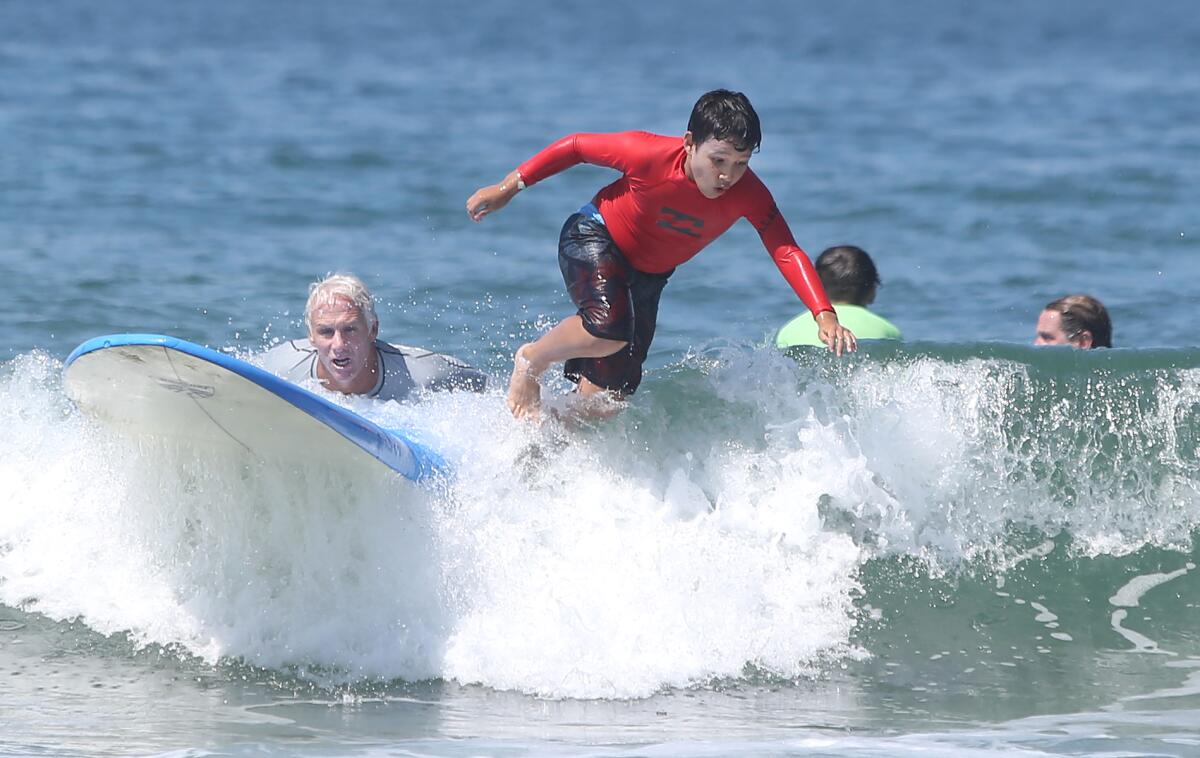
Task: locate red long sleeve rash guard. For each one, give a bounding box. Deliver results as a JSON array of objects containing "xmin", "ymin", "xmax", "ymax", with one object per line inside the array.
[{"xmin": 517, "ymin": 131, "xmax": 834, "ymax": 317}]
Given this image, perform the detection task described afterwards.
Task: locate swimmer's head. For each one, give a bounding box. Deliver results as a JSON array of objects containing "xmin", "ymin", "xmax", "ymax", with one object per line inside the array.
[
  {"xmin": 1035, "ymin": 294, "xmax": 1112, "ymax": 349},
  {"xmin": 304, "ymin": 273, "xmax": 381, "ymax": 394},
  {"xmin": 816, "ymin": 246, "xmax": 882, "ymax": 306}
]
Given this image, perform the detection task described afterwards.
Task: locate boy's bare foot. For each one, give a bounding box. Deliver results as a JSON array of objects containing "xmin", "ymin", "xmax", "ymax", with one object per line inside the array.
[{"xmin": 507, "ymin": 344, "xmax": 543, "ymax": 421}]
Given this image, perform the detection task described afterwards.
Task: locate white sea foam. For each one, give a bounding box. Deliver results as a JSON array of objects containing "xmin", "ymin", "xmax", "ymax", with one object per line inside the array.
[
  {"xmin": 1, "ymin": 352, "xmax": 451, "ymax": 678},
  {"xmin": 4, "ymin": 343, "xmax": 1199, "ymax": 698},
  {"xmin": 0, "ymin": 349, "xmax": 863, "ymax": 699},
  {"xmin": 717, "ymin": 346, "xmax": 1200, "ymax": 565},
  {"xmin": 1109, "ymin": 564, "xmax": 1194, "ymax": 608}
]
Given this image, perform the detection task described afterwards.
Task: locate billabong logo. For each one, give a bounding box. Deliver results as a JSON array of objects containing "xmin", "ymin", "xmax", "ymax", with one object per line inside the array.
[
  {"xmin": 154, "ymin": 377, "xmax": 215, "ymax": 399},
  {"xmin": 657, "ymin": 207, "xmax": 704, "ymax": 238}
]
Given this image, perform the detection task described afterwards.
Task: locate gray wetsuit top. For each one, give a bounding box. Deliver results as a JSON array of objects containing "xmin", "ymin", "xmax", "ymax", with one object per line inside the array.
[{"xmin": 260, "ymin": 338, "xmax": 487, "ymax": 403}]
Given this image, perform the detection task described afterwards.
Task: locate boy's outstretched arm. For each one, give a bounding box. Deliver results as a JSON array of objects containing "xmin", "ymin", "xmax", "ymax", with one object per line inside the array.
[
  {"xmin": 752, "ymin": 194, "xmax": 857, "ymax": 356},
  {"xmin": 467, "ymin": 133, "xmax": 640, "ymax": 222},
  {"xmin": 775, "ymin": 249, "xmax": 857, "ymax": 356},
  {"xmin": 466, "ymin": 169, "xmax": 524, "ymax": 222}
]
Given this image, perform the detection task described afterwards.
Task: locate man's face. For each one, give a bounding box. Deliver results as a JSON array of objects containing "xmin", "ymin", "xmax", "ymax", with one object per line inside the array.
[
  {"xmin": 308, "ymin": 296, "xmax": 379, "ymax": 392},
  {"xmin": 684, "ymin": 134, "xmax": 753, "ymax": 199},
  {"xmin": 1034, "ymin": 309, "xmax": 1093, "ymax": 349}
]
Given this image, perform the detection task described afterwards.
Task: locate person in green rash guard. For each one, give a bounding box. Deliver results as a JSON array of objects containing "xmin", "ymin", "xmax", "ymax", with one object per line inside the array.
[{"xmin": 776, "ymin": 245, "xmax": 901, "ymax": 348}]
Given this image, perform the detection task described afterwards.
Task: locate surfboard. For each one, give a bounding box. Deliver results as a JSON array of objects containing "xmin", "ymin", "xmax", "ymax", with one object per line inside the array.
[{"xmin": 63, "ymin": 334, "xmax": 446, "ymax": 482}]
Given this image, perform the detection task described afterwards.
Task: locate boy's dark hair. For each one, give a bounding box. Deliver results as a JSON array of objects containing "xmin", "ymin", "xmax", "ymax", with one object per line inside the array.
[
  {"xmin": 687, "ymin": 89, "xmax": 762, "ymax": 153},
  {"xmin": 1044, "ymin": 294, "xmax": 1112, "ymax": 348},
  {"xmin": 816, "ymin": 245, "xmax": 881, "ymax": 305}
]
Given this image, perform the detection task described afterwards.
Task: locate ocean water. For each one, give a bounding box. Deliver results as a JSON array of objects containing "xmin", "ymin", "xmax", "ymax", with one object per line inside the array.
[{"xmin": 3, "ymin": 0, "xmax": 1200, "ymax": 755}]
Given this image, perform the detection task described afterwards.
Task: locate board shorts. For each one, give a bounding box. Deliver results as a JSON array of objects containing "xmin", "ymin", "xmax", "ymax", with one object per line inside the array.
[{"xmin": 558, "ymin": 205, "xmax": 673, "ymax": 396}]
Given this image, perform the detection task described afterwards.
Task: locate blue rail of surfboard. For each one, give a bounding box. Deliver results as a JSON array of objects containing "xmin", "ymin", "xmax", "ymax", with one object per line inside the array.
[{"xmin": 65, "ymin": 334, "xmax": 448, "ymax": 483}]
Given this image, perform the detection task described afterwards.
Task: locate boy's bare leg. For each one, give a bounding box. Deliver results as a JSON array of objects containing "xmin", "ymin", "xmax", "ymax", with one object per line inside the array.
[
  {"xmin": 508, "ymin": 315, "xmax": 626, "ymax": 420},
  {"xmin": 566, "ymin": 376, "xmax": 626, "ymax": 422}
]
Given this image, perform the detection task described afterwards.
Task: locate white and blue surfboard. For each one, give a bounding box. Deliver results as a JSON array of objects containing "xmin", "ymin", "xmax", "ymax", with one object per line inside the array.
[{"xmin": 63, "ymin": 334, "xmax": 446, "ymax": 482}]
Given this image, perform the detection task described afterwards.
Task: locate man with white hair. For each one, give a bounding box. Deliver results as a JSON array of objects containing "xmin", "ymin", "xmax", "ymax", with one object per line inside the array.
[{"xmin": 261, "ymin": 273, "xmax": 486, "ymax": 401}]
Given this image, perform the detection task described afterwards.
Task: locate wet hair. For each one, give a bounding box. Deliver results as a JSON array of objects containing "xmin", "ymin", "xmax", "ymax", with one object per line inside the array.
[
  {"xmin": 1044, "ymin": 294, "xmax": 1112, "ymax": 348},
  {"xmin": 686, "ymin": 89, "xmax": 762, "ymax": 153},
  {"xmin": 305, "ymin": 273, "xmax": 379, "ymax": 332},
  {"xmin": 815, "ymin": 245, "xmax": 881, "ymax": 305}
]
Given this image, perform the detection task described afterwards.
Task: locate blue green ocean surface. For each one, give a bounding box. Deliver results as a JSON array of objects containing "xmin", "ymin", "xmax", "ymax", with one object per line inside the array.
[{"xmin": 2, "ymin": 1, "xmax": 1199, "ymax": 755}]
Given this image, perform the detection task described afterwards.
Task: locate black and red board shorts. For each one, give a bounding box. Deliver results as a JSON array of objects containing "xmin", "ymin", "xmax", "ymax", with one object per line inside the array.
[{"xmin": 558, "ymin": 209, "xmax": 673, "ymax": 396}]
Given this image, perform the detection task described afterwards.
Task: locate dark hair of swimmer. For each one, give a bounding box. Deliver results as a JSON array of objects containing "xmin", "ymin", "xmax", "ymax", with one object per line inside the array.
[
  {"xmin": 1044, "ymin": 294, "xmax": 1113, "ymax": 348},
  {"xmin": 687, "ymin": 89, "xmax": 762, "ymax": 153},
  {"xmin": 815, "ymin": 245, "xmax": 882, "ymax": 306}
]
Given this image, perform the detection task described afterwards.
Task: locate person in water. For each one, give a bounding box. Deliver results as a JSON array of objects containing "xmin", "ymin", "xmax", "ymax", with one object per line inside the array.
[
  {"xmin": 261, "ymin": 273, "xmax": 486, "ymax": 401},
  {"xmin": 466, "ymin": 89, "xmax": 856, "ymax": 420},
  {"xmin": 1034, "ymin": 294, "xmax": 1112, "ymax": 349},
  {"xmin": 776, "ymin": 245, "xmax": 901, "ymax": 348}
]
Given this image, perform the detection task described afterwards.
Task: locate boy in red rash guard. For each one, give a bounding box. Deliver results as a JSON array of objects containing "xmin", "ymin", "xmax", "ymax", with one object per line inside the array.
[{"xmin": 467, "ymin": 89, "xmax": 856, "ymax": 420}]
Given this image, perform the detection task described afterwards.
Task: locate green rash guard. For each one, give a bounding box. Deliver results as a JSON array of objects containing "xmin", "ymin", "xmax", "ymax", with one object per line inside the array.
[{"xmin": 776, "ymin": 304, "xmax": 902, "ymax": 348}]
